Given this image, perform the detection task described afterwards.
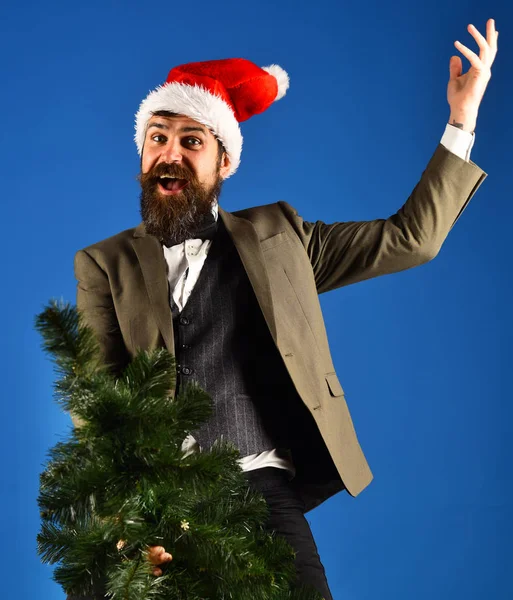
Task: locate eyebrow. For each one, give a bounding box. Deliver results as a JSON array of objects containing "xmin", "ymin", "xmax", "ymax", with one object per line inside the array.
[{"xmin": 147, "ymin": 122, "xmax": 207, "ymax": 135}]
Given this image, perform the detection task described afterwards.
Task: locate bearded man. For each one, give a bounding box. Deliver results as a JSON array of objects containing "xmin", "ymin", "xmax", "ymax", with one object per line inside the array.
[{"xmin": 70, "ymin": 21, "xmax": 498, "ymax": 599}]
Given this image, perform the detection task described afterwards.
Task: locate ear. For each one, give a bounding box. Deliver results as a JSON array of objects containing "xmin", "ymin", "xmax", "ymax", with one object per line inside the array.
[{"xmin": 219, "ymin": 152, "xmax": 232, "ymax": 179}]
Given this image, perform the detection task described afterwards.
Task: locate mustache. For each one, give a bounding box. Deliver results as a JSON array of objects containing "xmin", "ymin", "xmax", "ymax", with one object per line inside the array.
[{"xmin": 138, "ymin": 162, "xmax": 197, "ymax": 186}]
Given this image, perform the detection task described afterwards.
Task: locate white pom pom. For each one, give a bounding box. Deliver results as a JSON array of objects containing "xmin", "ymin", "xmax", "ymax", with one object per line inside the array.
[{"xmin": 261, "ymin": 64, "xmax": 290, "ymax": 101}]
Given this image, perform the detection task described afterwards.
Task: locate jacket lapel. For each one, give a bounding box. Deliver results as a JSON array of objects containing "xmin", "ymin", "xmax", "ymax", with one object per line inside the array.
[
  {"xmin": 131, "ymin": 223, "xmax": 175, "ymax": 355},
  {"xmin": 219, "ymin": 207, "xmax": 277, "ymax": 344}
]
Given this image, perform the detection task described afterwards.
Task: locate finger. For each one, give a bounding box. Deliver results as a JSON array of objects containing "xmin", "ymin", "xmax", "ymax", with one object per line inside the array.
[
  {"xmin": 454, "ymin": 41, "xmax": 483, "ymax": 70},
  {"xmin": 151, "ymin": 550, "xmax": 173, "ymax": 564},
  {"xmin": 485, "ymin": 20, "xmax": 499, "ymax": 63},
  {"xmin": 467, "ymin": 24, "xmax": 489, "ymax": 60},
  {"xmin": 153, "ymin": 567, "xmax": 163, "ymax": 577},
  {"xmin": 147, "ymin": 546, "xmax": 166, "ymax": 564},
  {"xmin": 449, "ymin": 56, "xmax": 462, "ymax": 79},
  {"xmin": 158, "ymin": 552, "xmax": 173, "ymax": 562},
  {"xmin": 486, "ymin": 18, "xmax": 498, "ymax": 48}
]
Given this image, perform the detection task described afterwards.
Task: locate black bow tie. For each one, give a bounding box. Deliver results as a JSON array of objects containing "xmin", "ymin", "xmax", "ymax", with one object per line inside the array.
[{"xmin": 162, "ymin": 213, "xmax": 218, "ymax": 248}]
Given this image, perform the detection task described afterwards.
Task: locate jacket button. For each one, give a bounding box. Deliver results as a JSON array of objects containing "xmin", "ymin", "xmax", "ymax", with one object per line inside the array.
[
  {"xmin": 182, "ymin": 344, "xmax": 190, "ymax": 349},
  {"xmin": 179, "ymin": 316, "xmax": 190, "ymax": 325},
  {"xmin": 181, "ymin": 366, "xmax": 193, "ymax": 375}
]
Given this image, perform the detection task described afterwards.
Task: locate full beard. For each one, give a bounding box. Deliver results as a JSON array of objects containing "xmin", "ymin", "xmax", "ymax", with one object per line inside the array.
[{"xmin": 138, "ymin": 162, "xmax": 224, "ymax": 246}]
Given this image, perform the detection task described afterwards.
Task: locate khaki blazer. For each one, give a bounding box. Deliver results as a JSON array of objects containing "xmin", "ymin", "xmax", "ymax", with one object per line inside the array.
[{"xmin": 74, "ymin": 143, "xmax": 487, "ymax": 512}]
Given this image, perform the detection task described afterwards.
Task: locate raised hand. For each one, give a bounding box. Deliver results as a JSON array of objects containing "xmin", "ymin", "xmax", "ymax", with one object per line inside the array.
[{"xmin": 447, "ymin": 18, "xmax": 499, "ymax": 132}]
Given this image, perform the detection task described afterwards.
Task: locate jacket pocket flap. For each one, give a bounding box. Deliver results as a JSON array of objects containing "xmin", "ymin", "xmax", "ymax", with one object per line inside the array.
[
  {"xmin": 325, "ymin": 372, "xmax": 345, "ymax": 397},
  {"xmin": 260, "ymin": 231, "xmax": 289, "ymax": 251}
]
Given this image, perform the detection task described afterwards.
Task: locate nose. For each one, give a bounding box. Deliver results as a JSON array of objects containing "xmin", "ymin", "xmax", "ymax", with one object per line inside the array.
[{"xmin": 159, "ymin": 138, "xmax": 183, "ymax": 164}]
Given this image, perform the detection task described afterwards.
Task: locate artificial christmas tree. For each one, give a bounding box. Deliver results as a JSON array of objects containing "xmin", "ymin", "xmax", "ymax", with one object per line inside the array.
[{"xmin": 35, "ymin": 299, "xmax": 323, "ymax": 599}]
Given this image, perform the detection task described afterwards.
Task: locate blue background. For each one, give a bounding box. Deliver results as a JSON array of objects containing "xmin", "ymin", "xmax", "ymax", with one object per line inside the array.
[{"xmin": 2, "ymin": 0, "xmax": 511, "ymax": 598}]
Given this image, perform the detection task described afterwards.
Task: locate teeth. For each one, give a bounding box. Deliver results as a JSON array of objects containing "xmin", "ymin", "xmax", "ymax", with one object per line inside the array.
[{"xmin": 159, "ymin": 175, "xmax": 178, "ymax": 179}]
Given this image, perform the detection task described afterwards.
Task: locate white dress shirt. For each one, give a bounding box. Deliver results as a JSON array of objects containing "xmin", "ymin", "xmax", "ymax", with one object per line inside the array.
[{"xmin": 165, "ymin": 124, "xmax": 475, "ymax": 477}]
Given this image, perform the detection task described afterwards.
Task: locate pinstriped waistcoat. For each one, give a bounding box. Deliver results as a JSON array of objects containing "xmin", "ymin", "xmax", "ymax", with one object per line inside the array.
[{"xmin": 169, "ymin": 218, "xmax": 309, "ymax": 457}]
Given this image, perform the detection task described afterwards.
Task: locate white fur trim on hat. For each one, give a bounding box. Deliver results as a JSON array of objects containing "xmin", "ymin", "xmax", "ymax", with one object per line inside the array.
[
  {"xmin": 261, "ymin": 65, "xmax": 290, "ymax": 101},
  {"xmin": 135, "ymin": 82, "xmax": 243, "ymax": 178}
]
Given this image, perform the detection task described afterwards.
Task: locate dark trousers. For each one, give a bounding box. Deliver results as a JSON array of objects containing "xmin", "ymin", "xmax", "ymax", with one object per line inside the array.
[
  {"xmin": 244, "ymin": 466, "xmax": 333, "ymax": 600},
  {"xmin": 67, "ymin": 467, "xmax": 332, "ymax": 600}
]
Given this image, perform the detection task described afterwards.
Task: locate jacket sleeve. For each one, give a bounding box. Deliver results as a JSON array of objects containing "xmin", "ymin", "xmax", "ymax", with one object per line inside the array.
[
  {"xmin": 279, "ymin": 143, "xmax": 487, "ymax": 294},
  {"xmin": 72, "ymin": 248, "xmax": 130, "ymax": 428}
]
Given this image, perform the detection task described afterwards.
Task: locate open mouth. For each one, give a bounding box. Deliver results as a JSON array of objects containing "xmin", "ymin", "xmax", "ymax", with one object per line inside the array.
[{"xmin": 158, "ymin": 175, "xmax": 189, "ymax": 193}]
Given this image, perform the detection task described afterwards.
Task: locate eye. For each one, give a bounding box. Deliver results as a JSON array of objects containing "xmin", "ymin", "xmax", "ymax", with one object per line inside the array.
[
  {"xmin": 184, "ymin": 137, "xmax": 202, "ymax": 148},
  {"xmin": 151, "ymin": 133, "xmax": 167, "ymax": 143}
]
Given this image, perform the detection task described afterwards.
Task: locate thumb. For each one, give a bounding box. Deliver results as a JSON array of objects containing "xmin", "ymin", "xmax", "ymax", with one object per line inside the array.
[{"xmin": 449, "ymin": 56, "xmax": 462, "ymax": 80}]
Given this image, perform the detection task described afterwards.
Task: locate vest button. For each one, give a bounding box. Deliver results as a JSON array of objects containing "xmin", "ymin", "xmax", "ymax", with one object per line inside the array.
[
  {"xmin": 179, "ymin": 316, "xmax": 190, "ymax": 325},
  {"xmin": 181, "ymin": 366, "xmax": 193, "ymax": 375}
]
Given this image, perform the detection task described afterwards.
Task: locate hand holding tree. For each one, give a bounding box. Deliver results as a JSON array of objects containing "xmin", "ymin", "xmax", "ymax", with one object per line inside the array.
[{"xmin": 146, "ymin": 545, "xmax": 173, "ymax": 577}]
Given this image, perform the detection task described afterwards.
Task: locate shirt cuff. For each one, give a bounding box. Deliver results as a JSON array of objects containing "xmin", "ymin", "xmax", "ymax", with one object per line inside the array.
[{"xmin": 440, "ymin": 123, "xmax": 475, "ymax": 162}]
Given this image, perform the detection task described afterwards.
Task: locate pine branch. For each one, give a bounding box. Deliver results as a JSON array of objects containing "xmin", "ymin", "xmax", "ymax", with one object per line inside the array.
[{"xmin": 105, "ymin": 549, "xmax": 167, "ymax": 600}]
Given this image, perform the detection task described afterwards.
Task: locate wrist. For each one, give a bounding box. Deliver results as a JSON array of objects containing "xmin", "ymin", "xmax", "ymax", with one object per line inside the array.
[{"xmin": 448, "ymin": 110, "xmax": 477, "ymax": 134}]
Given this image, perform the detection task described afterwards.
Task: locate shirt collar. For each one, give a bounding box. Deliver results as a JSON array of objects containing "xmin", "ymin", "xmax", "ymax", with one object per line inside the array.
[{"xmin": 211, "ymin": 201, "xmax": 219, "ymax": 222}]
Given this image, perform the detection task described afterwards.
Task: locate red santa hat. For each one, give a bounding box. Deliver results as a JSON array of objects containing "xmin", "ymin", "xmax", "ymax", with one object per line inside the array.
[{"xmin": 134, "ymin": 58, "xmax": 290, "ymax": 178}]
